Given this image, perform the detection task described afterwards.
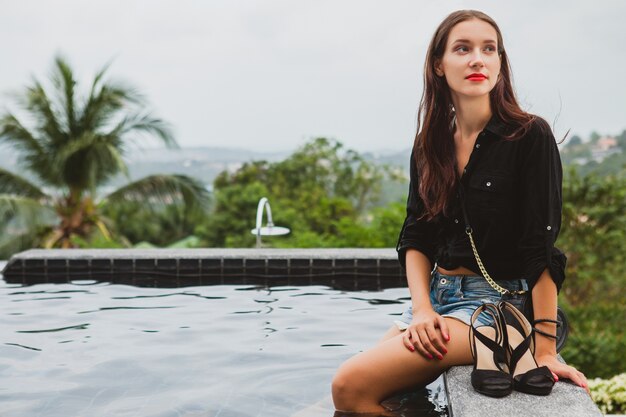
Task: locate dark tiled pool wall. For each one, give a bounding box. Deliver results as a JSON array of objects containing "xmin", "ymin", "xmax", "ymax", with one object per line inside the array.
[{"xmin": 2, "ymin": 248, "xmax": 407, "ymax": 290}]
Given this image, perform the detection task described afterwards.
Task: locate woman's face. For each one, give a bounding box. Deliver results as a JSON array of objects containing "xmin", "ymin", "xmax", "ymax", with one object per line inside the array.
[{"xmin": 434, "ymin": 18, "xmax": 501, "ymax": 100}]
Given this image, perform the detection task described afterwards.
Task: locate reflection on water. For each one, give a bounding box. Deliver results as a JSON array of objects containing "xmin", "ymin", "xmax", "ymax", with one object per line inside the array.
[{"xmin": 0, "ymin": 261, "xmax": 447, "ymax": 417}]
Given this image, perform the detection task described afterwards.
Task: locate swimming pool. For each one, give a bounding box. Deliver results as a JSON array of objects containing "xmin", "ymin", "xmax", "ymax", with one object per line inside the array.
[{"xmin": 0, "ymin": 260, "xmax": 447, "ymax": 417}]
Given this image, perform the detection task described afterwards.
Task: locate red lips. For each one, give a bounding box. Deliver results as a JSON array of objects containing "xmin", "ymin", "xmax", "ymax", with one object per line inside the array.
[{"xmin": 466, "ymin": 73, "xmax": 487, "ymax": 80}]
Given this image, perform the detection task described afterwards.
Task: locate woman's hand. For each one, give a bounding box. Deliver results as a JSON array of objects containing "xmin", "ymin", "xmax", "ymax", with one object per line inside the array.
[
  {"xmin": 402, "ymin": 307, "xmax": 450, "ymax": 360},
  {"xmin": 535, "ymin": 353, "xmax": 590, "ymax": 395}
]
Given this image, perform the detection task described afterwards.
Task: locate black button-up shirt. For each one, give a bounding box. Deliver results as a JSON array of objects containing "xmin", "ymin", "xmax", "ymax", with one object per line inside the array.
[{"xmin": 396, "ymin": 115, "xmax": 567, "ymax": 291}]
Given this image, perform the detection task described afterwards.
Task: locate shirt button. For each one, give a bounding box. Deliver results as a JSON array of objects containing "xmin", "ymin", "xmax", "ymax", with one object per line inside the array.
[
  {"xmin": 454, "ymin": 218, "xmax": 459, "ymax": 224},
  {"xmin": 480, "ymin": 131, "xmax": 486, "ymax": 136},
  {"xmin": 463, "ymin": 168, "xmax": 467, "ymax": 174},
  {"xmin": 440, "ymin": 278, "xmax": 447, "ymax": 285},
  {"xmin": 547, "ymin": 226, "xmax": 552, "ymax": 230},
  {"xmin": 486, "ymin": 181, "xmax": 492, "ymax": 187},
  {"xmin": 475, "ymin": 143, "xmax": 481, "ymax": 149}
]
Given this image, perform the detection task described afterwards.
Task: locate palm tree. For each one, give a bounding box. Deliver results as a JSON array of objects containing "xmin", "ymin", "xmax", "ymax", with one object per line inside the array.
[{"xmin": 0, "ymin": 55, "xmax": 210, "ymax": 255}]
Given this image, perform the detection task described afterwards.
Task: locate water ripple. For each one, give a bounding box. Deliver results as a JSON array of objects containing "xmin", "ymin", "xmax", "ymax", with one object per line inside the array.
[
  {"xmin": 17, "ymin": 323, "xmax": 90, "ymax": 333},
  {"xmin": 8, "ymin": 289, "xmax": 93, "ymax": 295},
  {"xmin": 77, "ymin": 306, "xmax": 178, "ymax": 314},
  {"xmin": 12, "ymin": 296, "xmax": 72, "ymax": 302},
  {"xmin": 4, "ymin": 342, "xmax": 42, "ymax": 351},
  {"xmin": 111, "ymin": 292, "xmax": 226, "ymax": 300}
]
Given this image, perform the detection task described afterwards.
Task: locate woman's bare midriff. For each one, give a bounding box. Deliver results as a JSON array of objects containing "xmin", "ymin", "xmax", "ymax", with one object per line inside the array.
[{"xmin": 436, "ymin": 265, "xmax": 480, "ymax": 276}]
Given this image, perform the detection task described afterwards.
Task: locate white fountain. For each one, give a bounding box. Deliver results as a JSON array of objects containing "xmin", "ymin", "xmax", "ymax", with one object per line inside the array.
[{"xmin": 250, "ymin": 197, "xmax": 290, "ymax": 248}]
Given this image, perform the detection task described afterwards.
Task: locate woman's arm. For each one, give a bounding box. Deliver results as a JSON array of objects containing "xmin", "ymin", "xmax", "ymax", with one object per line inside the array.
[
  {"xmin": 531, "ymin": 267, "xmax": 558, "ymax": 357},
  {"xmin": 517, "ymin": 118, "xmax": 567, "ymax": 291},
  {"xmin": 396, "ymin": 146, "xmax": 449, "ymax": 359},
  {"xmin": 518, "ymin": 119, "xmax": 589, "ymax": 393},
  {"xmin": 532, "ymin": 267, "xmax": 590, "ymax": 393},
  {"xmin": 403, "ymin": 249, "xmax": 450, "ymax": 359},
  {"xmin": 396, "ymin": 146, "xmax": 437, "ymax": 270},
  {"xmin": 405, "ymin": 249, "xmax": 435, "ymax": 314}
]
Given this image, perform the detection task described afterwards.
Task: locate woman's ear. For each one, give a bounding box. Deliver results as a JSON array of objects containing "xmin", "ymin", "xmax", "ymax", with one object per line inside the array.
[{"xmin": 434, "ymin": 60, "xmax": 444, "ymax": 77}]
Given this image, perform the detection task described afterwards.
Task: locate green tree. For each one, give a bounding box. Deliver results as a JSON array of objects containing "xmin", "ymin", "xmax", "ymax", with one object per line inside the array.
[
  {"xmin": 589, "ymin": 131, "xmax": 601, "ymax": 144},
  {"xmin": 559, "ymin": 165, "xmax": 626, "ymax": 306},
  {"xmin": 100, "ymin": 200, "xmax": 208, "ymax": 247},
  {"xmin": 566, "ymin": 135, "xmax": 582, "ymax": 147},
  {"xmin": 616, "ymin": 129, "xmax": 626, "ymax": 151},
  {"xmin": 0, "ymin": 56, "xmax": 210, "ymax": 256},
  {"xmin": 197, "ymin": 138, "xmax": 401, "ymax": 248}
]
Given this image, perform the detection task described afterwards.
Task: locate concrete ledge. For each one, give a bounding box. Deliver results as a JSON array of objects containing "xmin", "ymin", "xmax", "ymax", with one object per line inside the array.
[
  {"xmin": 1, "ymin": 248, "xmax": 405, "ymax": 290},
  {"xmin": 444, "ymin": 355, "xmax": 602, "ymax": 417}
]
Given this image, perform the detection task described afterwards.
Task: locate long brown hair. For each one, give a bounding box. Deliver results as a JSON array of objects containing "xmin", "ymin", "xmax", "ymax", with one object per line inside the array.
[{"xmin": 415, "ymin": 9, "xmax": 535, "ymax": 220}]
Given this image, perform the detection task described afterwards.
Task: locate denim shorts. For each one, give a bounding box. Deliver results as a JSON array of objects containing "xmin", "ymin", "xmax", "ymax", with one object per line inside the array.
[{"xmin": 394, "ymin": 269, "xmax": 528, "ymax": 329}]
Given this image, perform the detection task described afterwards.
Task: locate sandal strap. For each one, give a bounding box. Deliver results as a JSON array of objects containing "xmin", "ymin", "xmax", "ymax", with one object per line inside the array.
[
  {"xmin": 533, "ymin": 327, "xmax": 558, "ymax": 340},
  {"xmin": 473, "ymin": 326, "xmax": 506, "ymax": 355},
  {"xmin": 509, "ymin": 333, "xmax": 532, "ymax": 375},
  {"xmin": 532, "ymin": 318, "xmax": 561, "ymax": 327},
  {"xmin": 532, "ymin": 318, "xmax": 559, "ymax": 340},
  {"xmin": 469, "ymin": 304, "xmax": 508, "ymax": 372}
]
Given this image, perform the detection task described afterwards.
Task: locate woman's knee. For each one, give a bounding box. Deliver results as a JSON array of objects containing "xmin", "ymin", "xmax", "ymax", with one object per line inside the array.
[{"xmin": 331, "ymin": 359, "xmax": 371, "ymax": 409}]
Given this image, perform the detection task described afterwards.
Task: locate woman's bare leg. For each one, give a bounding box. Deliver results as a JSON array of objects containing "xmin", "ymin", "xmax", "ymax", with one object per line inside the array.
[
  {"xmin": 332, "ymin": 318, "xmax": 472, "ymax": 414},
  {"xmin": 291, "ymin": 325, "xmax": 405, "ymax": 417},
  {"xmin": 377, "ymin": 325, "xmax": 402, "ymax": 344}
]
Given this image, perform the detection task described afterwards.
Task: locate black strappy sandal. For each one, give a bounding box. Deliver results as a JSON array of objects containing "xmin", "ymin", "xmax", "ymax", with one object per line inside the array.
[
  {"xmin": 469, "ymin": 303, "xmax": 513, "ymax": 397},
  {"xmin": 498, "ymin": 301, "xmax": 556, "ymax": 396}
]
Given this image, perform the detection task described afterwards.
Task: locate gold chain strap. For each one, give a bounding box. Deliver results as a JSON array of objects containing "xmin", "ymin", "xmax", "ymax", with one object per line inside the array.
[{"xmin": 464, "ymin": 227, "xmax": 526, "ymax": 296}]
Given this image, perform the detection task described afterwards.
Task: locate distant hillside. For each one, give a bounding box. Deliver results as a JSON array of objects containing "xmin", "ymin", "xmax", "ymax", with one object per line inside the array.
[
  {"xmin": 0, "ymin": 145, "xmax": 290, "ymax": 191},
  {"xmin": 111, "ymin": 146, "xmax": 291, "ymax": 188}
]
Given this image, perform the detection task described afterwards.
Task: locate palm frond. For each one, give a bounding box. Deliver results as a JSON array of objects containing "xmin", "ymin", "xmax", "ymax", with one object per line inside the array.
[
  {"xmin": 0, "ymin": 168, "xmax": 49, "ymax": 199},
  {"xmin": 52, "ymin": 56, "xmax": 77, "ymax": 137},
  {"xmin": 94, "ymin": 218, "xmax": 113, "ymax": 241},
  {"xmin": 0, "ymin": 113, "xmax": 45, "ymax": 160},
  {"xmin": 44, "ymin": 130, "xmax": 129, "ymax": 191},
  {"xmin": 79, "ymin": 79, "xmax": 144, "ymax": 134},
  {"xmin": 100, "ymin": 174, "xmax": 211, "ymax": 214},
  {"xmin": 0, "ymin": 195, "xmax": 57, "ymax": 242},
  {"xmin": 107, "ymin": 113, "xmax": 177, "ymax": 149},
  {"xmin": 0, "ymin": 113, "xmax": 63, "ymax": 187},
  {"xmin": 23, "ymin": 80, "xmax": 66, "ymax": 145}
]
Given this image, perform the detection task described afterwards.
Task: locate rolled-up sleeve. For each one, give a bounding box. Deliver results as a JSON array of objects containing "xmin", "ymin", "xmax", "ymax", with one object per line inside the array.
[
  {"xmin": 396, "ymin": 146, "xmax": 438, "ymax": 269},
  {"xmin": 517, "ymin": 118, "xmax": 567, "ymax": 292}
]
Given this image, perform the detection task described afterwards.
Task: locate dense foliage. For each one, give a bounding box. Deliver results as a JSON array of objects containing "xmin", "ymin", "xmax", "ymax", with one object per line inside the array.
[
  {"xmin": 194, "ymin": 138, "xmax": 403, "ymax": 248},
  {"xmin": 561, "ymin": 303, "xmax": 626, "ymax": 379},
  {"xmin": 559, "ymin": 166, "xmax": 626, "ymax": 306}
]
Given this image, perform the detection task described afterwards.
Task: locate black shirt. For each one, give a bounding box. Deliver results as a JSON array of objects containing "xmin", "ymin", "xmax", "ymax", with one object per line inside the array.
[{"xmin": 395, "ymin": 114, "xmax": 567, "ymax": 292}]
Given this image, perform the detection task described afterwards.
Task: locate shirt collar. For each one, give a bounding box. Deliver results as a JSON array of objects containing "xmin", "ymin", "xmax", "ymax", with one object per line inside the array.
[
  {"xmin": 450, "ymin": 113, "xmax": 509, "ymax": 138},
  {"xmin": 483, "ymin": 114, "xmax": 510, "ymax": 138}
]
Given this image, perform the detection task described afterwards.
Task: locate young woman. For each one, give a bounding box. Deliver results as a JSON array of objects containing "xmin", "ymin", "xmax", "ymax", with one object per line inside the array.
[{"xmin": 331, "ymin": 9, "xmax": 589, "ymax": 414}]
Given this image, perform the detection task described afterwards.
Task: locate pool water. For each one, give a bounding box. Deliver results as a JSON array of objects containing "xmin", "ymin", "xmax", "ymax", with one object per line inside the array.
[{"xmin": 0, "ymin": 261, "xmax": 447, "ymax": 417}]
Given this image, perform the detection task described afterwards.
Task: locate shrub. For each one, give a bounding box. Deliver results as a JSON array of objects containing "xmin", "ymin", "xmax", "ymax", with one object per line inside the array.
[
  {"xmin": 589, "ymin": 373, "xmax": 626, "ymax": 414},
  {"xmin": 560, "ymin": 302, "xmax": 626, "ymax": 379}
]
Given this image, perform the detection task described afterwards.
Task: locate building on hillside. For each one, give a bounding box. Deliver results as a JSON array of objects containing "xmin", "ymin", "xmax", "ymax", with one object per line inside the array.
[{"xmin": 590, "ymin": 135, "xmax": 621, "ymax": 162}]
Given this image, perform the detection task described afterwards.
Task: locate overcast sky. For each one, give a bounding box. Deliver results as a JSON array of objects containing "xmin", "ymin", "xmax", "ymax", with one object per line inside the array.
[{"xmin": 1, "ymin": 1, "xmax": 625, "ymax": 153}]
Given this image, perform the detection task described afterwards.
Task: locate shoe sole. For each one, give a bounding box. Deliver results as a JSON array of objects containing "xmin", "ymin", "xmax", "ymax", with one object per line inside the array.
[
  {"xmin": 473, "ymin": 386, "xmax": 513, "ymax": 398},
  {"xmin": 513, "ymin": 380, "xmax": 553, "ymax": 396}
]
